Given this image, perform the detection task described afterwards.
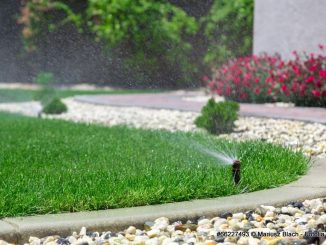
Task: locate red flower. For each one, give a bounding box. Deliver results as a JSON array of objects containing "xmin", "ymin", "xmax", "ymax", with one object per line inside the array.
[
  {"xmin": 240, "ymin": 92, "xmax": 248, "ymax": 99},
  {"xmin": 225, "ymin": 87, "xmax": 232, "ymax": 96},
  {"xmin": 292, "ymin": 82, "xmax": 299, "ymax": 92},
  {"xmin": 305, "ymin": 76, "xmax": 314, "ymax": 84},
  {"xmin": 312, "ymin": 90, "xmax": 321, "ymax": 97},
  {"xmin": 265, "ymin": 77, "xmax": 273, "ymax": 83},
  {"xmin": 254, "ymin": 87, "xmax": 260, "ymax": 94},
  {"xmin": 319, "ymin": 70, "xmax": 326, "ymax": 78},
  {"xmin": 278, "ymin": 61, "xmax": 285, "ymax": 69},
  {"xmin": 281, "ymin": 85, "xmax": 288, "ymax": 93},
  {"xmin": 244, "ymin": 73, "xmax": 251, "ymax": 81},
  {"xmin": 292, "ymin": 65, "xmax": 300, "ymax": 75},
  {"xmin": 243, "ymin": 81, "xmax": 250, "ymax": 87},
  {"xmin": 322, "ymin": 90, "xmax": 326, "ymax": 97},
  {"xmin": 300, "ymin": 84, "xmax": 306, "ymax": 96},
  {"xmin": 216, "ymin": 88, "xmax": 223, "ymax": 96},
  {"xmin": 279, "ymin": 74, "xmax": 287, "ymax": 83},
  {"xmin": 253, "ymin": 55, "xmax": 258, "ymax": 62},
  {"xmin": 309, "ymin": 65, "xmax": 318, "ymax": 72},
  {"xmin": 319, "ymin": 44, "xmax": 324, "ymax": 50}
]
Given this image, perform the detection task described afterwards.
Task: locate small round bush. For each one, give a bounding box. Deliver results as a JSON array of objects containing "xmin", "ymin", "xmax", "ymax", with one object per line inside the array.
[
  {"xmin": 42, "ymin": 98, "xmax": 67, "ymax": 115},
  {"xmin": 195, "ymin": 99, "xmax": 239, "ymax": 134}
]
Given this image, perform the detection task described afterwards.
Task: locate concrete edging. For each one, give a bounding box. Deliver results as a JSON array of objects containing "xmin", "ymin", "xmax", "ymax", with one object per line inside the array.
[{"xmin": 1, "ymin": 158, "xmax": 326, "ymax": 243}]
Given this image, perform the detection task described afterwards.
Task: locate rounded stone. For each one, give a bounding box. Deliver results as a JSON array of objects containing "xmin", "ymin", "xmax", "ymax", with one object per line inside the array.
[
  {"xmin": 233, "ymin": 213, "xmax": 246, "ymax": 220},
  {"xmin": 126, "ymin": 226, "xmax": 137, "ymax": 234},
  {"xmin": 56, "ymin": 238, "xmax": 70, "ymax": 245},
  {"xmin": 79, "ymin": 227, "xmax": 87, "ymax": 236},
  {"xmin": 175, "ymin": 223, "xmax": 198, "ymax": 232},
  {"xmin": 147, "ymin": 229, "xmax": 160, "ymax": 238},
  {"xmin": 125, "ymin": 234, "xmax": 136, "ymax": 241},
  {"xmin": 289, "ymin": 202, "xmax": 304, "ymax": 209},
  {"xmin": 144, "ymin": 221, "xmax": 155, "ymax": 231},
  {"xmin": 205, "ymin": 240, "xmax": 217, "ymax": 245},
  {"xmin": 198, "ymin": 219, "xmax": 211, "ymax": 226},
  {"xmin": 220, "ymin": 212, "xmax": 233, "ymax": 219}
]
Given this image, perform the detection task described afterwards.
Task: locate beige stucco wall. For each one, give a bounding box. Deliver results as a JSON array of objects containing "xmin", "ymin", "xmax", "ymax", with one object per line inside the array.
[{"xmin": 254, "ymin": 0, "xmax": 326, "ymax": 59}]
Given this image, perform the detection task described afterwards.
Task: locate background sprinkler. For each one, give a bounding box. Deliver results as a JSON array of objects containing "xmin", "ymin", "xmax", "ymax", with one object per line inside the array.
[{"xmin": 232, "ymin": 160, "xmax": 241, "ymax": 185}]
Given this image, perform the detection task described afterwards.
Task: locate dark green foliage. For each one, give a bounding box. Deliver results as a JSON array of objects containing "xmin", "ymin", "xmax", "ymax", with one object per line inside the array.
[
  {"xmin": 42, "ymin": 97, "xmax": 67, "ymax": 114},
  {"xmin": 86, "ymin": 0, "xmax": 199, "ymax": 87},
  {"xmin": 22, "ymin": 0, "xmax": 198, "ymax": 88},
  {"xmin": 203, "ymin": 0, "xmax": 254, "ymax": 66},
  {"xmin": 20, "ymin": 0, "xmax": 254, "ymax": 88},
  {"xmin": 195, "ymin": 99, "xmax": 239, "ymax": 134}
]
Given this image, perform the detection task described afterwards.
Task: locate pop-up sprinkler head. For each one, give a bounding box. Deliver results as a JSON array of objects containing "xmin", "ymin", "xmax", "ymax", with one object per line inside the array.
[{"xmin": 232, "ymin": 160, "xmax": 241, "ymax": 185}]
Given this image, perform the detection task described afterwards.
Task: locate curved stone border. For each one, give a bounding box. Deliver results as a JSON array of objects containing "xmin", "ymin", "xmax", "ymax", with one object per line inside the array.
[
  {"xmin": 74, "ymin": 93, "xmax": 326, "ymax": 124},
  {"xmin": 1, "ymin": 158, "xmax": 325, "ymax": 243}
]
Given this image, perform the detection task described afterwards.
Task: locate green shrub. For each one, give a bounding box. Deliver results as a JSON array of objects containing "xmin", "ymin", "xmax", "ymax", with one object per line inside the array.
[
  {"xmin": 203, "ymin": 0, "xmax": 254, "ymax": 67},
  {"xmin": 195, "ymin": 99, "xmax": 239, "ymax": 134},
  {"xmin": 33, "ymin": 72, "xmax": 56, "ymax": 105},
  {"xmin": 42, "ymin": 98, "xmax": 67, "ymax": 114}
]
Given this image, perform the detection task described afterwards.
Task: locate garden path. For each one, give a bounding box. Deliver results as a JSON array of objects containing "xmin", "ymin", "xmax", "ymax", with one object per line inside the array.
[{"xmin": 75, "ymin": 91, "xmax": 326, "ymax": 124}]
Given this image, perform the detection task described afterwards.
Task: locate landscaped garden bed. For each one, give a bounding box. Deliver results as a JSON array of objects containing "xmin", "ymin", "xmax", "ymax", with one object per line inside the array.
[
  {"xmin": 206, "ymin": 47, "xmax": 326, "ymax": 107},
  {"xmin": 0, "ymin": 111, "xmax": 308, "ymax": 218}
]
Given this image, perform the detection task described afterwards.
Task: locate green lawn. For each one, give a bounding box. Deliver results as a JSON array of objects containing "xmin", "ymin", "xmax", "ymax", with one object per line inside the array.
[
  {"xmin": 0, "ymin": 88, "xmax": 161, "ymax": 103},
  {"xmin": 0, "ymin": 112, "xmax": 308, "ymax": 217}
]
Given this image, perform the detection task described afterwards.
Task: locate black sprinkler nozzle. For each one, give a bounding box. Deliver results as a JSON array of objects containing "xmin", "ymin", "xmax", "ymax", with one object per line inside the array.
[{"xmin": 232, "ymin": 160, "xmax": 241, "ymax": 185}]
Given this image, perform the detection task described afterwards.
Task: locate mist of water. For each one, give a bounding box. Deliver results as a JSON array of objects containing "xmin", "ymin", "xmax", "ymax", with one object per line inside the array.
[{"xmin": 188, "ymin": 140, "xmax": 238, "ymax": 165}]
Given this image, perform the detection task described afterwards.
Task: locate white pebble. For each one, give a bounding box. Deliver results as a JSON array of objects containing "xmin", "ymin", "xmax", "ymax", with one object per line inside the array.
[
  {"xmin": 317, "ymin": 214, "xmax": 326, "ymax": 224},
  {"xmin": 79, "ymin": 227, "xmax": 87, "ymax": 236},
  {"xmin": 198, "ymin": 218, "xmax": 211, "ymax": 226},
  {"xmin": 126, "ymin": 226, "xmax": 137, "ymax": 234},
  {"xmin": 28, "ymin": 237, "xmax": 40, "ymax": 245},
  {"xmin": 147, "ymin": 229, "xmax": 160, "ymax": 238}
]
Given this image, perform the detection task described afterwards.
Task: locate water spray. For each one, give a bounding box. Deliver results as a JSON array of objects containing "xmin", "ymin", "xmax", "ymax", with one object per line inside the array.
[{"xmin": 232, "ymin": 160, "xmax": 241, "ymax": 185}]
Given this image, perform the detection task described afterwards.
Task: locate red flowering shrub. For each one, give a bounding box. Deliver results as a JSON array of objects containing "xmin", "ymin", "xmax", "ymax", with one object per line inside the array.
[{"xmin": 207, "ymin": 46, "xmax": 326, "ymax": 107}]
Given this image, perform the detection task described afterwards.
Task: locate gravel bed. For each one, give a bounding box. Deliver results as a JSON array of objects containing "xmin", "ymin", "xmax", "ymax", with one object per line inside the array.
[
  {"xmin": 0, "ymin": 101, "xmax": 41, "ymax": 117},
  {"xmin": 45, "ymin": 98, "xmax": 198, "ymax": 132},
  {"xmin": 1, "ymin": 197, "xmax": 326, "ymax": 245},
  {"xmin": 220, "ymin": 118, "xmax": 326, "ymax": 158},
  {"xmin": 0, "ymin": 98, "xmax": 325, "ymax": 158}
]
